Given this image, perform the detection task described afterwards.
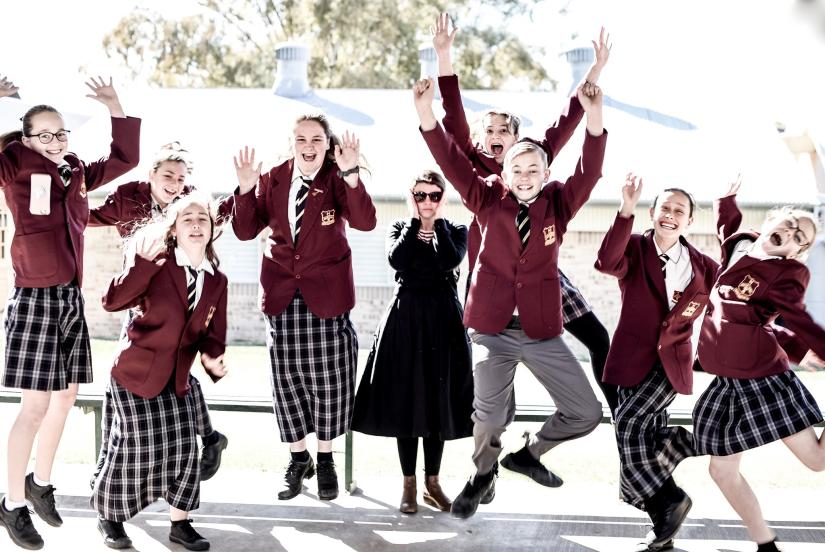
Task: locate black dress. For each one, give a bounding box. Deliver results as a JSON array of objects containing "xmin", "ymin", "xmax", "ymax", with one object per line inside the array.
[{"xmin": 352, "ymin": 218, "xmax": 474, "ymax": 440}]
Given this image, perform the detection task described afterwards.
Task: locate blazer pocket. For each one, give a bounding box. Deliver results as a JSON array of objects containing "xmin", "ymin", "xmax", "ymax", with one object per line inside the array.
[
  {"xmin": 115, "ymin": 344, "xmax": 155, "ymax": 386},
  {"xmin": 715, "ymin": 320, "xmax": 759, "ymax": 370},
  {"xmin": 11, "ymin": 230, "xmax": 57, "ymax": 279}
]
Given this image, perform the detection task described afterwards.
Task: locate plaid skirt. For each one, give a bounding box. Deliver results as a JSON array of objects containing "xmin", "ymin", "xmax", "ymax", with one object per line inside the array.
[
  {"xmin": 693, "ymin": 371, "xmax": 824, "ymax": 456},
  {"xmin": 92, "ymin": 378, "xmax": 200, "ymax": 521},
  {"xmin": 266, "ymin": 291, "xmax": 358, "ymax": 443},
  {"xmin": 615, "ymin": 368, "xmax": 696, "ymax": 510},
  {"xmin": 2, "ymin": 285, "xmax": 92, "ymax": 391},
  {"xmin": 559, "ymin": 270, "xmax": 591, "ymax": 324}
]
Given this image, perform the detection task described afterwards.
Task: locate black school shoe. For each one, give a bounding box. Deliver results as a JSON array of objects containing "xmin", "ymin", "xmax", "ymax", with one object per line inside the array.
[
  {"xmin": 479, "ymin": 463, "xmax": 498, "ymax": 505},
  {"xmin": 97, "ymin": 517, "xmax": 133, "ymax": 549},
  {"xmin": 649, "ymin": 491, "xmax": 692, "ymax": 547},
  {"xmin": 500, "ymin": 447, "xmax": 563, "ymax": 488},
  {"xmin": 169, "ymin": 519, "xmax": 210, "ymax": 551},
  {"xmin": 24, "ymin": 474, "xmax": 62, "ymax": 527},
  {"xmin": 633, "ymin": 534, "xmax": 674, "ymax": 552},
  {"xmin": 450, "ymin": 469, "xmax": 496, "ymax": 519},
  {"xmin": 200, "ymin": 432, "xmax": 229, "ymax": 481},
  {"xmin": 278, "ymin": 457, "xmax": 316, "ymax": 500},
  {"xmin": 0, "ymin": 500, "xmax": 44, "ymax": 550},
  {"xmin": 316, "ymin": 460, "xmax": 339, "ymax": 501}
]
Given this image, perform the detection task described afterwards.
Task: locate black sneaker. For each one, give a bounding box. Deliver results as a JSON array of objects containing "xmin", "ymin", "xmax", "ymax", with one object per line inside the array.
[
  {"xmin": 97, "ymin": 517, "xmax": 132, "ymax": 549},
  {"xmin": 24, "ymin": 474, "xmax": 62, "ymax": 527},
  {"xmin": 500, "ymin": 448, "xmax": 563, "ymax": 488},
  {"xmin": 200, "ymin": 432, "xmax": 228, "ymax": 481},
  {"xmin": 0, "ymin": 500, "xmax": 43, "ymax": 550},
  {"xmin": 316, "ymin": 460, "xmax": 339, "ymax": 501},
  {"xmin": 169, "ymin": 519, "xmax": 210, "ymax": 551},
  {"xmin": 649, "ymin": 491, "xmax": 692, "ymax": 547},
  {"xmin": 450, "ymin": 470, "xmax": 496, "ymax": 519},
  {"xmin": 277, "ymin": 457, "xmax": 316, "ymax": 500}
]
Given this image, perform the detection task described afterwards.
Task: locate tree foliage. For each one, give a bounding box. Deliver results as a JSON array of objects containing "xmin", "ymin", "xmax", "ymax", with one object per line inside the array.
[{"xmin": 103, "ymin": 0, "xmax": 555, "ymax": 89}]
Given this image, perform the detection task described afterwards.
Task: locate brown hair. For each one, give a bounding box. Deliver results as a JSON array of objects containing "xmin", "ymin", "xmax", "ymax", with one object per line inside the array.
[
  {"xmin": 411, "ymin": 169, "xmax": 446, "ymax": 191},
  {"xmin": 1, "ymin": 104, "xmax": 64, "ymax": 150},
  {"xmin": 481, "ymin": 109, "xmax": 521, "ymax": 136},
  {"xmin": 652, "ymin": 188, "xmax": 697, "ymax": 217},
  {"xmin": 294, "ymin": 113, "xmax": 341, "ymax": 163}
]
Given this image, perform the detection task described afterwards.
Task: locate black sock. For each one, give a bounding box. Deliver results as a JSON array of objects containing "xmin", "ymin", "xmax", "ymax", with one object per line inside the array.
[
  {"xmin": 201, "ymin": 431, "xmax": 220, "ymax": 447},
  {"xmin": 171, "ymin": 519, "xmax": 189, "ymax": 527},
  {"xmin": 756, "ymin": 539, "xmax": 780, "ymax": 552},
  {"xmin": 512, "ymin": 446, "xmax": 537, "ymax": 466},
  {"xmin": 291, "ymin": 450, "xmax": 310, "ymax": 462},
  {"xmin": 317, "ymin": 451, "xmax": 333, "ymax": 463}
]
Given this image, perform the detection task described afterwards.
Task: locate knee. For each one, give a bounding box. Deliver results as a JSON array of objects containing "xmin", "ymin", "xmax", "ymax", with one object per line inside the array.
[
  {"xmin": 708, "ymin": 460, "xmax": 737, "ymax": 485},
  {"xmin": 51, "ymin": 387, "xmax": 79, "ymax": 412},
  {"xmin": 18, "ymin": 402, "xmax": 50, "ymax": 427}
]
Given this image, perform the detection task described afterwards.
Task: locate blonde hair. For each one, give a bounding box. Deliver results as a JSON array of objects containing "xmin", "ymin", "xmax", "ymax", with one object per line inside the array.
[
  {"xmin": 152, "ymin": 141, "xmax": 193, "ymax": 174},
  {"xmin": 503, "ymin": 141, "xmax": 547, "ymax": 171},
  {"xmin": 766, "ymin": 206, "xmax": 820, "ymax": 258}
]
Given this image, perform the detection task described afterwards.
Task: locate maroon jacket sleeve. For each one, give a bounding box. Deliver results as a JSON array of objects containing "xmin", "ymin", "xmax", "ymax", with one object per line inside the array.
[
  {"xmin": 84, "ymin": 116, "xmax": 142, "ymax": 192},
  {"xmin": 438, "ymin": 75, "xmax": 476, "ymax": 158},
  {"xmin": 714, "ymin": 195, "xmax": 743, "ymax": 245},
  {"xmin": 332, "ymin": 175, "xmax": 377, "ymax": 231},
  {"xmin": 771, "ymin": 324, "xmax": 811, "ymax": 364},
  {"xmin": 88, "ymin": 186, "xmax": 126, "ymax": 227},
  {"xmin": 215, "ymin": 194, "xmax": 235, "ymax": 225},
  {"xmin": 538, "ymin": 94, "xmax": 585, "ymax": 162},
  {"xmin": 555, "ymin": 129, "xmax": 608, "ymax": 225},
  {"xmin": 595, "ymin": 212, "xmax": 635, "ymax": 280},
  {"xmin": 232, "ymin": 173, "xmax": 271, "ymax": 241},
  {"xmin": 199, "ymin": 279, "xmax": 228, "ymax": 361},
  {"xmin": 768, "ymin": 264, "xmax": 825, "ymax": 360},
  {"xmin": 102, "ymin": 254, "xmax": 165, "ymax": 312},
  {"xmin": 0, "ymin": 143, "xmax": 22, "ymax": 187},
  {"xmin": 420, "ymin": 123, "xmax": 502, "ymax": 214}
]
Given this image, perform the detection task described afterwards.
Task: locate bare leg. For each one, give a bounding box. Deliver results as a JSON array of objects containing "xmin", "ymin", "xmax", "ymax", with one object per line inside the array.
[
  {"xmin": 169, "ymin": 506, "xmax": 188, "ymax": 522},
  {"xmin": 289, "ymin": 438, "xmax": 307, "ymax": 453},
  {"xmin": 318, "ymin": 439, "xmax": 332, "ymax": 454},
  {"xmin": 782, "ymin": 426, "xmax": 825, "ymax": 471},
  {"xmin": 6, "ymin": 390, "xmax": 51, "ymax": 501},
  {"xmin": 708, "ymin": 454, "xmax": 774, "ymax": 544},
  {"xmin": 33, "ymin": 384, "xmax": 79, "ymax": 482}
]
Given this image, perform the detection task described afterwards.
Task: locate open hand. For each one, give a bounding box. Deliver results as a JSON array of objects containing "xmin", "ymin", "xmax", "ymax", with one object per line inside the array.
[
  {"xmin": 334, "ymin": 130, "xmax": 360, "ymax": 171},
  {"xmin": 85, "ymin": 76, "xmax": 125, "ymax": 117},
  {"xmin": 432, "ymin": 13, "xmax": 457, "ymax": 55},
  {"xmin": 619, "ymin": 173, "xmax": 643, "ymax": 216},
  {"xmin": 233, "ymin": 146, "xmax": 262, "ymax": 195},
  {"xmin": 0, "ymin": 75, "xmax": 19, "ymax": 99},
  {"xmin": 723, "ymin": 173, "xmax": 742, "ymax": 197}
]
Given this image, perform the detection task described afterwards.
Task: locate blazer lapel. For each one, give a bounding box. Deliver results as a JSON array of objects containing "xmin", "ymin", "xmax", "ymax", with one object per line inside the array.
[
  {"xmin": 171, "ymin": 263, "xmax": 189, "ymax": 310},
  {"xmin": 668, "ymin": 242, "xmax": 706, "ymax": 317},
  {"xmin": 524, "ymin": 194, "xmax": 549, "ymax": 254},
  {"xmin": 186, "ymin": 269, "xmax": 218, "ymax": 332},
  {"xmin": 642, "ymin": 231, "xmax": 669, "ymax": 307},
  {"xmin": 295, "ymin": 163, "xmax": 331, "ymax": 249}
]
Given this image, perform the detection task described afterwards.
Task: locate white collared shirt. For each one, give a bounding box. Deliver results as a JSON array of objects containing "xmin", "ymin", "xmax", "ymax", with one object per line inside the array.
[
  {"xmin": 288, "ymin": 165, "xmax": 320, "ymax": 239},
  {"xmin": 727, "ymin": 238, "xmax": 780, "ymax": 270},
  {"xmin": 174, "ymin": 247, "xmax": 215, "ymax": 308},
  {"xmin": 655, "ymin": 239, "xmax": 694, "ymax": 310}
]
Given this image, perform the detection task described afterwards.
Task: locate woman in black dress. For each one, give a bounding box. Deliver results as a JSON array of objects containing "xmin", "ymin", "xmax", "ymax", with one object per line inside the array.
[{"xmin": 353, "ymin": 170, "xmax": 473, "ymax": 514}]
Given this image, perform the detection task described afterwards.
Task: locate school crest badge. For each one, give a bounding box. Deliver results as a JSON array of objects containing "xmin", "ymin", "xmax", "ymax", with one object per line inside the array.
[
  {"xmin": 543, "ymin": 224, "xmax": 556, "ymax": 246},
  {"xmin": 733, "ymin": 275, "xmax": 759, "ymax": 301},
  {"xmin": 681, "ymin": 301, "xmax": 701, "ymax": 317},
  {"xmin": 78, "ymin": 172, "xmax": 87, "ymax": 198},
  {"xmin": 205, "ymin": 306, "xmax": 216, "ymax": 327},
  {"xmin": 321, "ymin": 209, "xmax": 336, "ymax": 226}
]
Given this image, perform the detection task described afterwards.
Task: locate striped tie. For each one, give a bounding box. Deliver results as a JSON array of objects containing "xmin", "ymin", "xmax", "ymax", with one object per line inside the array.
[
  {"xmin": 294, "ymin": 177, "xmax": 311, "ymax": 244},
  {"xmin": 187, "ymin": 267, "xmax": 198, "ymax": 313},
  {"xmin": 516, "ymin": 203, "xmax": 530, "ymax": 250},
  {"xmin": 58, "ymin": 165, "xmax": 72, "ymax": 186},
  {"xmin": 659, "ymin": 253, "xmax": 669, "ymax": 278}
]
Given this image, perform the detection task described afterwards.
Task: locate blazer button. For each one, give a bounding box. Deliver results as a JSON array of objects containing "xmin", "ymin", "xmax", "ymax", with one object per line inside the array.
[
  {"xmin": 519, "ymin": 258, "xmax": 526, "ymax": 264},
  {"xmin": 294, "ymin": 254, "xmax": 300, "ymax": 260},
  {"xmin": 295, "ymin": 274, "xmax": 302, "ymax": 279},
  {"xmin": 662, "ymin": 321, "xmax": 669, "ymax": 327},
  {"xmin": 657, "ymin": 345, "xmax": 662, "ymax": 350},
  {"xmin": 516, "ymin": 282, "xmax": 523, "ymax": 289}
]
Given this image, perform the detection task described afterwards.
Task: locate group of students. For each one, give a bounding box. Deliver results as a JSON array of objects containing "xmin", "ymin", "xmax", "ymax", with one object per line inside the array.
[{"xmin": 1, "ymin": 14, "xmax": 825, "ymax": 552}]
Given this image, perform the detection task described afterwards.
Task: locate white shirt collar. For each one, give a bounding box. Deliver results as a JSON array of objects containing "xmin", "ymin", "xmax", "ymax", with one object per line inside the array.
[
  {"xmin": 174, "ymin": 247, "xmax": 215, "ymax": 275},
  {"xmin": 291, "ymin": 164, "xmax": 320, "ymax": 185},
  {"xmin": 653, "ymin": 238, "xmax": 684, "ymax": 264}
]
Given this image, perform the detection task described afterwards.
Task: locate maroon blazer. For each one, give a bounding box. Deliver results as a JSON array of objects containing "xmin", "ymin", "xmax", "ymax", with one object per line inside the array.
[
  {"xmin": 102, "ymin": 253, "xmax": 228, "ymax": 399},
  {"xmin": 90, "ymin": 181, "xmax": 235, "ymax": 237},
  {"xmin": 697, "ymin": 195, "xmax": 825, "ymax": 379},
  {"xmin": 439, "ymin": 75, "xmax": 585, "ymax": 272},
  {"xmin": 595, "ymin": 213, "xmax": 719, "ymax": 394},
  {"xmin": 232, "ymin": 158, "xmax": 377, "ymax": 317},
  {"xmin": 0, "ymin": 117, "xmax": 141, "ymax": 287},
  {"xmin": 421, "ymin": 123, "xmax": 606, "ymax": 340}
]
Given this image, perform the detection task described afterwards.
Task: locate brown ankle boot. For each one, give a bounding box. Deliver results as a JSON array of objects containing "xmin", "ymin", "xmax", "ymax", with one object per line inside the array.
[
  {"xmin": 422, "ymin": 475, "xmax": 451, "ymax": 511},
  {"xmin": 399, "ymin": 475, "xmax": 417, "ymax": 514}
]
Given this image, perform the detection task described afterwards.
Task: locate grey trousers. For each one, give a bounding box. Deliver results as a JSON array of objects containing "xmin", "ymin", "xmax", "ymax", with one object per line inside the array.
[{"xmin": 469, "ymin": 329, "xmax": 603, "ymax": 475}]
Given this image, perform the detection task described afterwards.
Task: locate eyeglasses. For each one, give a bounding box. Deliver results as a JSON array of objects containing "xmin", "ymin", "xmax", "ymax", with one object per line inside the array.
[
  {"xmin": 412, "ymin": 191, "xmax": 443, "ymax": 203},
  {"xmin": 784, "ymin": 218, "xmax": 811, "ymax": 248},
  {"xmin": 26, "ymin": 130, "xmax": 70, "ymax": 144}
]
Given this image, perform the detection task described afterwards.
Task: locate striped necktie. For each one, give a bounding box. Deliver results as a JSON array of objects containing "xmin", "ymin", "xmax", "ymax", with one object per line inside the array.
[
  {"xmin": 294, "ymin": 177, "xmax": 311, "ymax": 243},
  {"xmin": 516, "ymin": 203, "xmax": 530, "ymax": 250},
  {"xmin": 58, "ymin": 165, "xmax": 72, "ymax": 186},
  {"xmin": 659, "ymin": 253, "xmax": 669, "ymax": 278},
  {"xmin": 186, "ymin": 267, "xmax": 198, "ymax": 313}
]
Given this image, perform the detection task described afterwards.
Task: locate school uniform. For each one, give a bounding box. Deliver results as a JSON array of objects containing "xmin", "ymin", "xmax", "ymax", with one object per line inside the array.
[
  {"xmin": 693, "ymin": 195, "xmax": 825, "ymax": 456},
  {"xmin": 595, "ymin": 213, "xmax": 718, "ymax": 509},
  {"xmin": 420, "ymin": 122, "xmax": 606, "ymax": 475},
  {"xmin": 232, "ymin": 157, "xmax": 376, "ymax": 442},
  {"xmin": 92, "ymin": 249, "xmax": 228, "ymax": 521},
  {"xmin": 1, "ymin": 116, "xmax": 141, "ymax": 391}
]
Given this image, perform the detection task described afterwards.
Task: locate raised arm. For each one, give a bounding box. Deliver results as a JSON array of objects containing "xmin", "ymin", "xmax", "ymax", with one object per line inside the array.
[
  {"xmin": 102, "ymin": 234, "xmax": 166, "ymax": 312},
  {"xmin": 414, "ymin": 78, "xmax": 499, "ymax": 212},
  {"xmin": 332, "ymin": 130, "xmax": 377, "ymax": 231},
  {"xmin": 88, "ymin": 186, "xmax": 127, "ymax": 228},
  {"xmin": 231, "ymin": 146, "xmax": 269, "ymax": 241},
  {"xmin": 595, "ymin": 174, "xmax": 641, "ymax": 279},
  {"xmin": 769, "ymin": 265, "xmax": 825, "ymax": 361},
  {"xmin": 714, "ymin": 175, "xmax": 743, "ymax": 244}
]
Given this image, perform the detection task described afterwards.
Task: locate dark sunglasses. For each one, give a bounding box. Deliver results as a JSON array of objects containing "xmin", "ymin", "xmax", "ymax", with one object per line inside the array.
[{"xmin": 412, "ymin": 191, "xmax": 443, "ymax": 203}]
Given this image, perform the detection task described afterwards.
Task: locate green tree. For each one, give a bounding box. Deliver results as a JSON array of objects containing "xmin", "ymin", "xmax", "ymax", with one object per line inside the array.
[{"xmin": 103, "ymin": 0, "xmax": 555, "ymax": 89}]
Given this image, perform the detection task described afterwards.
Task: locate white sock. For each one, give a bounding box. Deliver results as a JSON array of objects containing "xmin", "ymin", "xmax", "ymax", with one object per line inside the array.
[
  {"xmin": 33, "ymin": 474, "xmax": 50, "ymax": 487},
  {"xmin": 3, "ymin": 496, "xmax": 26, "ymax": 510}
]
